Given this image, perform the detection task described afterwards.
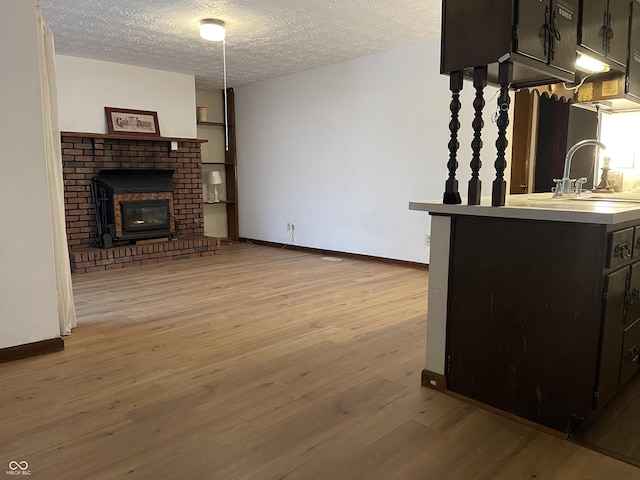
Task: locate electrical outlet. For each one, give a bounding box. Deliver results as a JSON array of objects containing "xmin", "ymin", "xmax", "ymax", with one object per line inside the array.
[
  {"xmin": 426, "ymin": 235, "xmax": 431, "ymax": 246},
  {"xmin": 287, "ymin": 223, "xmax": 292, "ymax": 231}
]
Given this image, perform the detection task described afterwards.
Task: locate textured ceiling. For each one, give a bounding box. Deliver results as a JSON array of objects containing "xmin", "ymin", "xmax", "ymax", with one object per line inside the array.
[{"xmin": 39, "ymin": 0, "xmax": 441, "ymax": 90}]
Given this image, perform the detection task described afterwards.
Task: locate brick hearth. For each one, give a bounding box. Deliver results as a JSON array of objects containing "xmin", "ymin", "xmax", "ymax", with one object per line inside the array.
[
  {"xmin": 69, "ymin": 236, "xmax": 220, "ymax": 274},
  {"xmin": 62, "ymin": 132, "xmax": 219, "ymax": 273}
]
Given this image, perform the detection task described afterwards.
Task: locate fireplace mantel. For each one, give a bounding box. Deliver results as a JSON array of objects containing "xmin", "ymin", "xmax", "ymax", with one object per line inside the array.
[{"xmin": 60, "ymin": 131, "xmax": 208, "ymax": 144}]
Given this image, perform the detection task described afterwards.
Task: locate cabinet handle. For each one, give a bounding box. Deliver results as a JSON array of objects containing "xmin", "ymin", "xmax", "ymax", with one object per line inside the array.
[
  {"xmin": 624, "ymin": 286, "xmax": 640, "ymax": 308},
  {"xmin": 627, "ymin": 344, "xmax": 640, "ymax": 364},
  {"xmin": 552, "ymin": 12, "xmax": 561, "ymax": 41},
  {"xmin": 615, "ymin": 241, "xmax": 632, "ymax": 259},
  {"xmin": 549, "ymin": 11, "xmax": 561, "ymax": 60},
  {"xmin": 543, "ymin": 6, "xmax": 550, "ymax": 57},
  {"xmin": 602, "ymin": 10, "xmax": 608, "ymax": 52}
]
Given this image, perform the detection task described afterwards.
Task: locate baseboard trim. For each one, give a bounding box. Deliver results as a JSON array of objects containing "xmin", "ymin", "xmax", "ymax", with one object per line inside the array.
[
  {"xmin": 444, "ymin": 389, "xmax": 567, "ymax": 439},
  {"xmin": 0, "ymin": 337, "xmax": 64, "ymax": 363},
  {"xmin": 240, "ymin": 238, "xmax": 428, "ymax": 270},
  {"xmin": 420, "ymin": 368, "xmax": 566, "ymax": 438},
  {"xmin": 421, "ymin": 369, "xmax": 447, "ymax": 392}
]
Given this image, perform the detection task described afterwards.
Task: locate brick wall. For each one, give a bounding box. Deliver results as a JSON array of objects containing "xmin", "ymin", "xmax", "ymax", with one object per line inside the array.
[{"xmin": 62, "ymin": 134, "xmax": 205, "ymax": 248}]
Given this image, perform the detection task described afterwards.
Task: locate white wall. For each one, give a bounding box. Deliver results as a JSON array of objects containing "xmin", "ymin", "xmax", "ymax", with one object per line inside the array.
[
  {"xmin": 56, "ymin": 56, "xmax": 197, "ymax": 138},
  {"xmin": 235, "ymin": 39, "xmax": 502, "ymax": 263},
  {"xmin": 0, "ymin": 0, "xmax": 61, "ymax": 348},
  {"xmin": 598, "ymin": 111, "xmax": 640, "ymax": 191}
]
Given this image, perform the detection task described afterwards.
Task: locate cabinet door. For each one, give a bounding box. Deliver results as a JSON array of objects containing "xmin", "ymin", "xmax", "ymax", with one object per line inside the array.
[
  {"xmin": 620, "ymin": 317, "xmax": 640, "ymax": 386},
  {"xmin": 627, "ymin": 261, "xmax": 640, "ymax": 325},
  {"xmin": 515, "ymin": 0, "xmax": 550, "ymax": 64},
  {"xmin": 596, "ymin": 266, "xmax": 629, "ymax": 409},
  {"xmin": 628, "ymin": 1, "xmax": 640, "ymax": 100},
  {"xmin": 550, "ymin": 0, "xmax": 578, "ymax": 73},
  {"xmin": 607, "ymin": 0, "xmax": 631, "ymax": 66},
  {"xmin": 579, "ymin": 0, "xmax": 609, "ymax": 57}
]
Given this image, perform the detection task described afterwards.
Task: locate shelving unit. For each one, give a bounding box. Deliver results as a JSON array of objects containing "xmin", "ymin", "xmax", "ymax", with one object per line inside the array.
[{"xmin": 197, "ymin": 88, "xmax": 239, "ymax": 241}]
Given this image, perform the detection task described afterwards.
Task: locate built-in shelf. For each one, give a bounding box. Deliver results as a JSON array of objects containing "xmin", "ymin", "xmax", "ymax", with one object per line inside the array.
[
  {"xmin": 197, "ymin": 121, "xmax": 225, "ymax": 127},
  {"xmin": 197, "ymin": 88, "xmax": 239, "ymax": 240}
]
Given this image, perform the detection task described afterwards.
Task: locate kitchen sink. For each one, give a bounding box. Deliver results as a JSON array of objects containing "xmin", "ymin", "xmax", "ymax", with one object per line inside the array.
[{"xmin": 568, "ymin": 194, "xmax": 640, "ymax": 203}]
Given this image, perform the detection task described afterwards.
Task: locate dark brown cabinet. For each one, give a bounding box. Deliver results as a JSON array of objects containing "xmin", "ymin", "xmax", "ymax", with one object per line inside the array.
[
  {"xmin": 574, "ymin": 2, "xmax": 640, "ymax": 107},
  {"xmin": 445, "ymin": 216, "xmax": 604, "ymax": 433},
  {"xmin": 441, "ymin": 0, "xmax": 577, "ymax": 88},
  {"xmin": 444, "ymin": 215, "xmax": 640, "ymax": 434},
  {"xmin": 595, "ymin": 226, "xmax": 640, "ymax": 412},
  {"xmin": 579, "ymin": 0, "xmax": 630, "ymax": 67},
  {"xmin": 627, "ymin": 1, "xmax": 640, "ymax": 99},
  {"xmin": 514, "ymin": 0, "xmax": 579, "ymax": 73}
]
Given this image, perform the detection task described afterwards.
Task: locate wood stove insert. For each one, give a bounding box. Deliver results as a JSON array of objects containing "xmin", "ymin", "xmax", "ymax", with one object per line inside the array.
[{"xmin": 92, "ymin": 169, "xmax": 178, "ymax": 248}]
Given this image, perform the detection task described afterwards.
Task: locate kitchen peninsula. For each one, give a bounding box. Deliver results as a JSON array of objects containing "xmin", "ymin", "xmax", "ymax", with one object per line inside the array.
[{"xmin": 411, "ymin": 194, "xmax": 640, "ymax": 435}]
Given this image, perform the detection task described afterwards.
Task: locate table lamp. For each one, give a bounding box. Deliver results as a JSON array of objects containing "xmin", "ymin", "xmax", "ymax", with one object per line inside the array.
[{"xmin": 207, "ymin": 171, "xmax": 223, "ymax": 203}]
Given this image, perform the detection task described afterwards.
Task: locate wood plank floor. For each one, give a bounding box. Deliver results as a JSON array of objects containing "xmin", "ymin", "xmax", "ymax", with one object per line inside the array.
[
  {"xmin": 1, "ymin": 243, "xmax": 639, "ymax": 479},
  {"xmin": 575, "ymin": 361, "xmax": 640, "ymax": 465}
]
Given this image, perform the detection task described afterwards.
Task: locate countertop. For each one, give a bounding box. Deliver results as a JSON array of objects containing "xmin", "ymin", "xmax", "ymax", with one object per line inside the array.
[{"xmin": 409, "ymin": 192, "xmax": 640, "ymax": 225}]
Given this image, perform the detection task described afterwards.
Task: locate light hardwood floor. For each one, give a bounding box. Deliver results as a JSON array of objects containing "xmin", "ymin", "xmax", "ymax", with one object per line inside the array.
[{"xmin": 1, "ymin": 243, "xmax": 639, "ymax": 479}]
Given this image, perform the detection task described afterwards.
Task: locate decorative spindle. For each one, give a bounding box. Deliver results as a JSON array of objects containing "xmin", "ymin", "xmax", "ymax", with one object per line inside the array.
[
  {"xmin": 492, "ymin": 62, "xmax": 512, "ymax": 207},
  {"xmin": 468, "ymin": 66, "xmax": 487, "ymax": 205},
  {"xmin": 444, "ymin": 71, "xmax": 463, "ymax": 205}
]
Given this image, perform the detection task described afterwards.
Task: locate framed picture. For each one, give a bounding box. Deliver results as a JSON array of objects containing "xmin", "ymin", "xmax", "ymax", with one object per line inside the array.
[{"xmin": 105, "ymin": 107, "xmax": 160, "ymax": 137}]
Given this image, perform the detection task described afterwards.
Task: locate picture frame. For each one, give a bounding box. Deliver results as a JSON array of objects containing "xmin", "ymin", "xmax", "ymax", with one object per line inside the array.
[{"xmin": 105, "ymin": 107, "xmax": 160, "ymax": 137}]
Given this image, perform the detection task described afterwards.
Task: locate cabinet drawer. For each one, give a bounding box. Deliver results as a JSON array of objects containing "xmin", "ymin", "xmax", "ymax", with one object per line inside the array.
[
  {"xmin": 620, "ymin": 317, "xmax": 640, "ymax": 387},
  {"xmin": 634, "ymin": 226, "xmax": 640, "ymax": 259},
  {"xmin": 608, "ymin": 227, "xmax": 634, "ymax": 268}
]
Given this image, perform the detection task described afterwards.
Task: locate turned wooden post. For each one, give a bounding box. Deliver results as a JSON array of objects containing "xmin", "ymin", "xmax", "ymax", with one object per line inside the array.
[
  {"xmin": 492, "ymin": 62, "xmax": 512, "ymax": 207},
  {"xmin": 468, "ymin": 66, "xmax": 488, "ymax": 205},
  {"xmin": 443, "ymin": 71, "xmax": 463, "ymax": 205}
]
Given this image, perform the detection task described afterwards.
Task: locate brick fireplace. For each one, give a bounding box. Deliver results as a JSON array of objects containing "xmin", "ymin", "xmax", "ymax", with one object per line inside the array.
[{"xmin": 62, "ymin": 133, "xmax": 220, "ymax": 273}]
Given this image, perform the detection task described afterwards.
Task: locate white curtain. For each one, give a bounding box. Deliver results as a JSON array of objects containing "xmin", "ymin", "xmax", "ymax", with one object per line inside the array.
[{"xmin": 36, "ymin": 5, "xmax": 77, "ymax": 335}]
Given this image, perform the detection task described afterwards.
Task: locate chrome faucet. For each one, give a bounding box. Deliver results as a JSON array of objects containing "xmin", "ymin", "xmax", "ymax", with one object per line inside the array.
[{"xmin": 552, "ymin": 139, "xmax": 607, "ymax": 198}]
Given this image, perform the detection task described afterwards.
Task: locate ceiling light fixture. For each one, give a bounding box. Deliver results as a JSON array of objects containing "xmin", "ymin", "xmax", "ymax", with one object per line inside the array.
[
  {"xmin": 199, "ymin": 19, "xmax": 226, "ymax": 42},
  {"xmin": 200, "ymin": 19, "xmax": 229, "ymax": 151},
  {"xmin": 576, "ymin": 53, "xmax": 610, "ymax": 73}
]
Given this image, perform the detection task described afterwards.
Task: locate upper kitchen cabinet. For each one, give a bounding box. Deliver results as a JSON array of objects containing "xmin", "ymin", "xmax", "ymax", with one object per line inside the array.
[
  {"xmin": 628, "ymin": 0, "xmax": 640, "ymax": 99},
  {"xmin": 579, "ymin": 0, "xmax": 631, "ymax": 68},
  {"xmin": 580, "ymin": 1, "xmax": 640, "ymax": 106},
  {"xmin": 441, "ymin": 0, "xmax": 577, "ymax": 88}
]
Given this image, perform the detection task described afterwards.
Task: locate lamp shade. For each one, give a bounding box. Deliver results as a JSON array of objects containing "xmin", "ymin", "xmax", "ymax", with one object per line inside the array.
[
  {"xmin": 200, "ymin": 19, "xmax": 226, "ymax": 42},
  {"xmin": 207, "ymin": 171, "xmax": 223, "ymax": 185}
]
